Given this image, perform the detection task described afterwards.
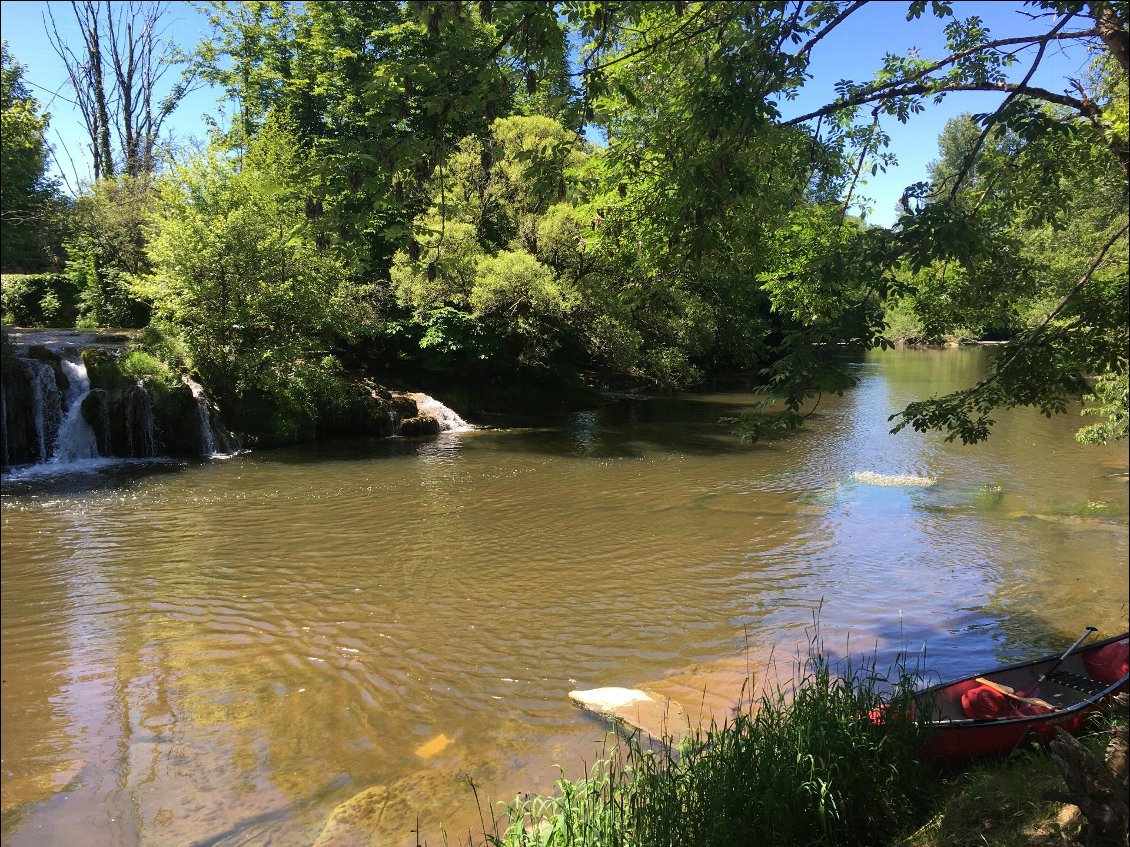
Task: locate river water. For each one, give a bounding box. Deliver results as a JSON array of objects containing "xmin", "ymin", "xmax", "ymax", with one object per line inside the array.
[{"xmin": 2, "ymin": 348, "xmax": 1127, "ymax": 846}]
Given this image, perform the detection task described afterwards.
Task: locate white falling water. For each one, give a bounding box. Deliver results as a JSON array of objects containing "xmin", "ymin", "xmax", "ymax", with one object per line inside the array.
[
  {"xmin": 407, "ymin": 393, "xmax": 475, "ymax": 432},
  {"xmin": 181, "ymin": 375, "xmax": 239, "ymax": 456},
  {"xmin": 182, "ymin": 376, "xmax": 217, "ymax": 455},
  {"xmin": 51, "ymin": 350, "xmax": 100, "ymax": 463},
  {"xmin": 27, "ymin": 359, "xmax": 62, "ymax": 462}
]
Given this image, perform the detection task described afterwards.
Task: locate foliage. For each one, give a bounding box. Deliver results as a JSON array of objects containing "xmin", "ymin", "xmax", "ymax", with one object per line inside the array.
[
  {"xmin": 1, "ymin": 42, "xmax": 62, "ymax": 271},
  {"xmin": 136, "ymin": 120, "xmax": 375, "ymax": 442},
  {"xmin": 389, "ymin": 116, "xmax": 586, "ymax": 371},
  {"xmin": 120, "ymin": 350, "xmax": 177, "ymax": 388},
  {"xmin": 10, "ymin": 0, "xmax": 1120, "ymax": 444},
  {"xmin": 0, "ymin": 273, "xmax": 78, "ymax": 327},
  {"xmin": 887, "ymin": 98, "xmax": 1128, "ymax": 443},
  {"xmin": 1077, "ymin": 370, "xmax": 1129, "ymax": 444},
  {"xmin": 65, "ymin": 175, "xmax": 156, "ymax": 328},
  {"xmin": 488, "ymin": 645, "xmax": 931, "ymax": 847}
]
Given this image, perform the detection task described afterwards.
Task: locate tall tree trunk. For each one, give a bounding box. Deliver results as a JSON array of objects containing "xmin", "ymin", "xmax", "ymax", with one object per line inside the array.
[
  {"xmin": 47, "ymin": 0, "xmax": 192, "ymax": 181},
  {"xmin": 82, "ymin": 2, "xmax": 115, "ymax": 178}
]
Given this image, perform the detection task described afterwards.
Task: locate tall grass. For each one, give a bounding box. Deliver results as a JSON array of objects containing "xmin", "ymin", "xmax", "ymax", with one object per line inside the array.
[{"xmin": 485, "ymin": 644, "xmax": 933, "ymax": 847}]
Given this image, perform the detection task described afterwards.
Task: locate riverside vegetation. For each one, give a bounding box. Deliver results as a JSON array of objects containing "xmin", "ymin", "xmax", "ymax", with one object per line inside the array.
[
  {"xmin": 487, "ymin": 646, "xmax": 934, "ymax": 847},
  {"xmin": 478, "ymin": 647, "xmax": 1128, "ymax": 847}
]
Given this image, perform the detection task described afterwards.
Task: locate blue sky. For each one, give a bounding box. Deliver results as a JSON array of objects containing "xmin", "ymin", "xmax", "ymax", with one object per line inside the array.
[{"xmin": 0, "ymin": 1, "xmax": 1097, "ymax": 227}]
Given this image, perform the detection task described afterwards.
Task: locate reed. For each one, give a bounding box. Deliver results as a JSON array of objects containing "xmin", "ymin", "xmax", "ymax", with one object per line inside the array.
[{"xmin": 483, "ymin": 642, "xmax": 932, "ymax": 847}]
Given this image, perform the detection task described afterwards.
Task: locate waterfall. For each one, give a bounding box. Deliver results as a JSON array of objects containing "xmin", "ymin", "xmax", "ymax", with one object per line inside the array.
[
  {"xmin": 50, "ymin": 351, "xmax": 99, "ymax": 464},
  {"xmin": 182, "ymin": 375, "xmax": 238, "ymax": 456},
  {"xmin": 2, "ymin": 347, "xmax": 239, "ymax": 473},
  {"xmin": 28, "ymin": 359, "xmax": 62, "ymax": 462},
  {"xmin": 182, "ymin": 375, "xmax": 216, "ymax": 455},
  {"xmin": 407, "ymin": 393, "xmax": 475, "ymax": 432}
]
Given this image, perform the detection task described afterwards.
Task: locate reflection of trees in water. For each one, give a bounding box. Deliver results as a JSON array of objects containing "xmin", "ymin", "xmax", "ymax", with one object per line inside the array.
[{"xmin": 0, "ymin": 515, "xmax": 79, "ymax": 818}]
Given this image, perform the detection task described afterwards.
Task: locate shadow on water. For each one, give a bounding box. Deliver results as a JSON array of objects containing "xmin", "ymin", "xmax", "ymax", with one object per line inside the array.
[
  {"xmin": 255, "ymin": 392, "xmax": 798, "ymax": 467},
  {"xmin": 788, "ymin": 609, "xmax": 1109, "ymax": 695},
  {"xmin": 1, "ymin": 389, "xmax": 815, "ymax": 484},
  {"xmin": 1, "ymin": 458, "xmax": 192, "ymax": 498}
]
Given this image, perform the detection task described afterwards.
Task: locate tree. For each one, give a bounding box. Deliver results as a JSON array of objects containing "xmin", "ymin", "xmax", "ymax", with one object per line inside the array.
[
  {"xmin": 46, "ymin": 1, "xmax": 196, "ymax": 179},
  {"xmin": 136, "ymin": 121, "xmax": 376, "ymax": 439},
  {"xmin": 177, "ymin": 1, "xmax": 1126, "ymax": 443},
  {"xmin": 65, "ymin": 174, "xmax": 155, "ymax": 327},
  {"xmin": 1, "ymin": 42, "xmax": 61, "ymax": 270},
  {"xmin": 761, "ymin": 1, "xmax": 1128, "ymax": 444}
]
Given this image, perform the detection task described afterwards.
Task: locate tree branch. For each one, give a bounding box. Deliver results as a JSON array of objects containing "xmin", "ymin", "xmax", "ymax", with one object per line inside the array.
[
  {"xmin": 947, "ymin": 11, "xmax": 1075, "ymax": 200},
  {"xmin": 794, "ymin": 0, "xmax": 867, "ymax": 61},
  {"xmin": 946, "ymin": 218, "xmax": 1128, "ymax": 402},
  {"xmin": 785, "ymin": 79, "xmax": 1091, "ymax": 128}
]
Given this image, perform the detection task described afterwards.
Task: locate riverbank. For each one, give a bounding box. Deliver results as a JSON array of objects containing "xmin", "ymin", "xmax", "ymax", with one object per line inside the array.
[{"xmin": 470, "ymin": 672, "xmax": 1127, "ymax": 847}]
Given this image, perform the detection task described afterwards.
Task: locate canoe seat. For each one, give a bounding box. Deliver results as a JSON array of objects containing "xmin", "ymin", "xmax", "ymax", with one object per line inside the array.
[{"xmin": 1044, "ymin": 670, "xmax": 1107, "ymax": 697}]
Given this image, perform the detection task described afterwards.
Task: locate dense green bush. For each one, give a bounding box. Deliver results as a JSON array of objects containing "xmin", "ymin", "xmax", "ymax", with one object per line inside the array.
[
  {"xmin": 65, "ymin": 175, "xmax": 155, "ymax": 328},
  {"xmin": 1, "ymin": 272, "xmax": 79, "ymax": 326}
]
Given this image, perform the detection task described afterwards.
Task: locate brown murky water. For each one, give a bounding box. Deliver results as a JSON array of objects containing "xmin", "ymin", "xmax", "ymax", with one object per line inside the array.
[{"xmin": 2, "ymin": 348, "xmax": 1127, "ymax": 846}]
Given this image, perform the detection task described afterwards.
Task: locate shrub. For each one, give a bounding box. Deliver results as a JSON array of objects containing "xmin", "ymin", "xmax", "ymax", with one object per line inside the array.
[{"xmin": 0, "ymin": 272, "xmax": 79, "ymax": 326}]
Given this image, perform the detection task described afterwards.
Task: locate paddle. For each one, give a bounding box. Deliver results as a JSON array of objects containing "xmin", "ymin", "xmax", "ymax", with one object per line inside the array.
[
  {"xmin": 973, "ymin": 677, "xmax": 1056, "ymax": 711},
  {"xmin": 1024, "ymin": 626, "xmax": 1098, "ymax": 694}
]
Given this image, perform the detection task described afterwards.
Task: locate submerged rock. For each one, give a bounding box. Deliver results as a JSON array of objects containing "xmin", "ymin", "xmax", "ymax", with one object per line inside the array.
[
  {"xmin": 0, "ymin": 758, "xmax": 84, "ymax": 816},
  {"xmin": 414, "ymin": 732, "xmax": 454, "ymax": 759},
  {"xmin": 313, "ymin": 768, "xmax": 486, "ymax": 847},
  {"xmin": 852, "ymin": 470, "xmax": 936, "ymax": 487},
  {"xmin": 313, "ymin": 784, "xmax": 392, "ymax": 847},
  {"xmin": 569, "ymin": 687, "xmax": 694, "ymax": 742}
]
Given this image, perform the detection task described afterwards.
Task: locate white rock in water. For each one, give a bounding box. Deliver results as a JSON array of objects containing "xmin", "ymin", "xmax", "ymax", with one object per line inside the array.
[
  {"xmin": 569, "ymin": 687, "xmax": 654, "ymax": 711},
  {"xmin": 570, "ymin": 687, "xmax": 694, "ymax": 742}
]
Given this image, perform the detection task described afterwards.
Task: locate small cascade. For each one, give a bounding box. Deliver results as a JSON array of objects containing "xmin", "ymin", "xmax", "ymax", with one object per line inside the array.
[
  {"xmin": 182, "ymin": 375, "xmax": 238, "ymax": 456},
  {"xmin": 28, "ymin": 359, "xmax": 62, "ymax": 462},
  {"xmin": 51, "ymin": 350, "xmax": 99, "ymax": 464},
  {"xmin": 125, "ymin": 381, "xmax": 157, "ymax": 458},
  {"xmin": 2, "ymin": 346, "xmax": 242, "ymax": 473},
  {"xmin": 407, "ymin": 393, "xmax": 475, "ymax": 432}
]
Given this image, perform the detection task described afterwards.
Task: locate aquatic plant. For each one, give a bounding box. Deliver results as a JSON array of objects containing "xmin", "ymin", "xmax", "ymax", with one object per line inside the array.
[{"xmin": 972, "ymin": 483, "xmax": 1004, "ymax": 509}]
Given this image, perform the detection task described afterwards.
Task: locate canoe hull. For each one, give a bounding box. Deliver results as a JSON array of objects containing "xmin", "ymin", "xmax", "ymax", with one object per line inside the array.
[{"xmin": 917, "ymin": 631, "xmax": 1129, "ymax": 759}]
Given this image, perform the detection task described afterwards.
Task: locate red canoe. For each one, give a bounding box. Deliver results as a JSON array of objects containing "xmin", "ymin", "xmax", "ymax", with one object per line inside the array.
[{"xmin": 913, "ymin": 631, "xmax": 1129, "ymax": 759}]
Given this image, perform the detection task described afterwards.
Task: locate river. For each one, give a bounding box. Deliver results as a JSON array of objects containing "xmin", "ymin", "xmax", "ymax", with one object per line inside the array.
[{"xmin": 2, "ymin": 347, "xmax": 1127, "ymax": 845}]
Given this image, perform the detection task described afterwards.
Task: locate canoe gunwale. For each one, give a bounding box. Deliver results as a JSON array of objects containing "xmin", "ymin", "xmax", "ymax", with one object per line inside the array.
[
  {"xmin": 922, "ymin": 671, "xmax": 1129, "ymax": 729},
  {"xmin": 912, "ymin": 631, "xmax": 1128, "ymax": 757}
]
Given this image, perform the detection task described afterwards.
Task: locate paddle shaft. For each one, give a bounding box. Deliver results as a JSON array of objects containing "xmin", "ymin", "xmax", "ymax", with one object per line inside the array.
[{"xmin": 1026, "ymin": 626, "xmax": 1098, "ymax": 694}]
